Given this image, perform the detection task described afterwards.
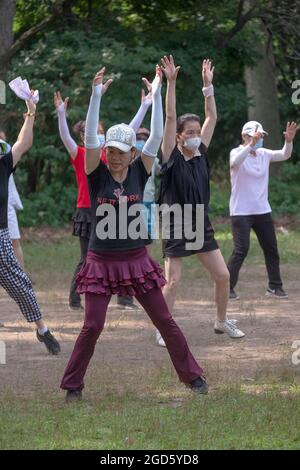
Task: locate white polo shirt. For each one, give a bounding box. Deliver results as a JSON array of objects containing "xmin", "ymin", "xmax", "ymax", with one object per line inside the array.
[{"xmin": 229, "ymin": 143, "xmax": 292, "ymax": 216}]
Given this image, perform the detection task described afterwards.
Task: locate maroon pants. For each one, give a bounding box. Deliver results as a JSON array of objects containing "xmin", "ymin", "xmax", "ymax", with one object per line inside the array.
[{"xmin": 61, "ymin": 287, "xmax": 203, "ymax": 391}]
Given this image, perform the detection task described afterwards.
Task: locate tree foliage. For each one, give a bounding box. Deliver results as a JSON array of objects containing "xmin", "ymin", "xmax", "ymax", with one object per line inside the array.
[{"xmin": 0, "ymin": 0, "xmax": 299, "ymax": 225}]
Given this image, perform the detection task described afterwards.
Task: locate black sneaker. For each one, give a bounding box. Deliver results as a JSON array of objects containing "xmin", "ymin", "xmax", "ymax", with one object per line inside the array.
[
  {"xmin": 117, "ymin": 295, "xmax": 139, "ymax": 310},
  {"xmin": 36, "ymin": 329, "xmax": 61, "ymax": 355},
  {"xmin": 0, "ymin": 321, "xmax": 4, "ymax": 328},
  {"xmin": 229, "ymin": 289, "xmax": 240, "ymax": 300},
  {"xmin": 68, "ymin": 304, "xmax": 84, "ymax": 311},
  {"xmin": 266, "ymin": 287, "xmax": 288, "ymax": 298},
  {"xmin": 65, "ymin": 390, "xmax": 82, "ymax": 404},
  {"xmin": 189, "ymin": 376, "xmax": 209, "ymax": 395}
]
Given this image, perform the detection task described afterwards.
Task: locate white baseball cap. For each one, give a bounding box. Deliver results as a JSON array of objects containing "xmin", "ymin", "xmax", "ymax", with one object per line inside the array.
[
  {"xmin": 104, "ymin": 123, "xmax": 136, "ymax": 153},
  {"xmin": 241, "ymin": 121, "xmax": 268, "ymax": 136}
]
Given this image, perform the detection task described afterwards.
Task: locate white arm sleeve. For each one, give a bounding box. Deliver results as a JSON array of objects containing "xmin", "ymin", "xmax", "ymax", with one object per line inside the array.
[
  {"xmin": 142, "ymin": 84, "xmax": 163, "ymax": 158},
  {"xmin": 230, "ymin": 144, "xmax": 252, "ymax": 169},
  {"xmin": 129, "ymin": 101, "xmax": 151, "ymax": 133},
  {"xmin": 268, "ymin": 142, "xmax": 293, "ymax": 162},
  {"xmin": 57, "ymin": 106, "xmax": 77, "ymax": 156},
  {"xmin": 85, "ymin": 84, "xmax": 102, "ymax": 149}
]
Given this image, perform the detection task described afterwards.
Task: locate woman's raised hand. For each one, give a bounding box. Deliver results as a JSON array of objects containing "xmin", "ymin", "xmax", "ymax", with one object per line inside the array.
[
  {"xmin": 161, "ymin": 55, "xmax": 180, "ymax": 82},
  {"xmin": 92, "ymin": 66, "xmax": 113, "ymax": 95},
  {"xmin": 54, "ymin": 91, "xmax": 68, "ymax": 112}
]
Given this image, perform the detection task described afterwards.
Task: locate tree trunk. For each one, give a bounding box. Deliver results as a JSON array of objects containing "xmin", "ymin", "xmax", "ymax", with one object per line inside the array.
[
  {"xmin": 0, "ymin": 0, "xmax": 16, "ymax": 79},
  {"xmin": 243, "ymin": 0, "xmax": 282, "ymax": 150},
  {"xmin": 244, "ymin": 26, "xmax": 282, "ymax": 150}
]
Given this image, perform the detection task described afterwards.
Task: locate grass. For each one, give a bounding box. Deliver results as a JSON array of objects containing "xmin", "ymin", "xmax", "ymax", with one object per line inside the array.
[
  {"xmin": 1, "ymin": 223, "xmax": 300, "ymax": 450},
  {"xmin": 22, "ymin": 225, "xmax": 300, "ymax": 288},
  {"xmin": 1, "ymin": 379, "xmax": 300, "ymax": 450}
]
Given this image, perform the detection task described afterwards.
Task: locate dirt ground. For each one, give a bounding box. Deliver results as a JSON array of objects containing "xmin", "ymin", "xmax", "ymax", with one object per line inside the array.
[{"xmin": 0, "ymin": 264, "xmax": 299, "ymax": 397}]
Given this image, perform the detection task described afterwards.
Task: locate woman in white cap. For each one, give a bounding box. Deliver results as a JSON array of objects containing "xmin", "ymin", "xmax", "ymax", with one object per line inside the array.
[
  {"xmin": 54, "ymin": 87, "xmax": 152, "ymax": 311},
  {"xmin": 60, "ymin": 64, "xmax": 209, "ymax": 402},
  {"xmin": 228, "ymin": 120, "xmax": 298, "ymax": 299}
]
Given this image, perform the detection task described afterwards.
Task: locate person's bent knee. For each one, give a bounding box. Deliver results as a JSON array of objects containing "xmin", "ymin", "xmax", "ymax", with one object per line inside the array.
[
  {"xmin": 166, "ymin": 276, "xmax": 180, "ymax": 291},
  {"xmin": 234, "ymin": 247, "xmax": 249, "ymax": 259},
  {"xmin": 83, "ymin": 321, "xmax": 104, "ymax": 338},
  {"xmin": 215, "ymin": 268, "xmax": 230, "ymax": 285}
]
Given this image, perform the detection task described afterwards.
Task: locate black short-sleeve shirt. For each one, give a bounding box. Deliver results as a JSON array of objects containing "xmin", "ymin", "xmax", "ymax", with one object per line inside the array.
[
  {"xmin": 0, "ymin": 151, "xmax": 14, "ymax": 229},
  {"xmin": 158, "ymin": 143, "xmax": 210, "ymax": 210},
  {"xmin": 87, "ymin": 157, "xmax": 151, "ymax": 252}
]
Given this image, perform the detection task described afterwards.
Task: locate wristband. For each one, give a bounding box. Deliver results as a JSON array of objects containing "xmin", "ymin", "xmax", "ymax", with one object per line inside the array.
[{"xmin": 202, "ymin": 84, "xmax": 214, "ymax": 97}]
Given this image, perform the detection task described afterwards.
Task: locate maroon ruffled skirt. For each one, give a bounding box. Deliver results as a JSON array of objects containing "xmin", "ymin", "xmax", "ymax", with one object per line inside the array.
[{"xmin": 76, "ymin": 247, "xmax": 166, "ymax": 296}]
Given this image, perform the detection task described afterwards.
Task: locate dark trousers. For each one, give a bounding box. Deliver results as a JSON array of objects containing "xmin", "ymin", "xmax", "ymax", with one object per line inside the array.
[
  {"xmin": 61, "ymin": 287, "xmax": 203, "ymax": 391},
  {"xmin": 69, "ymin": 236, "xmax": 89, "ymax": 307},
  {"xmin": 227, "ymin": 213, "xmax": 282, "ymax": 290}
]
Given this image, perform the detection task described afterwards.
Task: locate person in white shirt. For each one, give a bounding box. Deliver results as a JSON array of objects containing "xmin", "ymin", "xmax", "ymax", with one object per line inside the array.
[{"xmin": 228, "ymin": 120, "xmax": 298, "ymax": 299}]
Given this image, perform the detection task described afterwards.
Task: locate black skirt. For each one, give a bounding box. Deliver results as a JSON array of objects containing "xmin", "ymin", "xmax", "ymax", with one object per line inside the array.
[{"xmin": 72, "ymin": 208, "xmax": 92, "ymax": 239}]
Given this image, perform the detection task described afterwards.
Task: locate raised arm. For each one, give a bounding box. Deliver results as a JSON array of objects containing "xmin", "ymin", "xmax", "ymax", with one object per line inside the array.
[
  {"xmin": 54, "ymin": 91, "xmax": 77, "ymax": 159},
  {"xmin": 141, "ymin": 65, "xmax": 164, "ymax": 174},
  {"xmin": 12, "ymin": 96, "xmax": 36, "ymax": 167},
  {"xmin": 200, "ymin": 59, "xmax": 217, "ymax": 148},
  {"xmin": 84, "ymin": 67, "xmax": 113, "ymax": 175},
  {"xmin": 230, "ymin": 127, "xmax": 262, "ymax": 169},
  {"xmin": 160, "ymin": 55, "xmax": 180, "ymax": 164},
  {"xmin": 128, "ymin": 80, "xmax": 152, "ymax": 132},
  {"xmin": 268, "ymin": 122, "xmax": 298, "ymax": 162}
]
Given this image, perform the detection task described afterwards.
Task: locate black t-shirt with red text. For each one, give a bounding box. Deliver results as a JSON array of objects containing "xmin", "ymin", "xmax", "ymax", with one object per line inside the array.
[
  {"xmin": 0, "ymin": 151, "xmax": 14, "ymax": 229},
  {"xmin": 87, "ymin": 157, "xmax": 151, "ymax": 252}
]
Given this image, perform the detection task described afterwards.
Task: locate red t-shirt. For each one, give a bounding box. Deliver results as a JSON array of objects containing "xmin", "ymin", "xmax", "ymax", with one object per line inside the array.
[{"xmin": 71, "ymin": 146, "xmax": 108, "ymax": 208}]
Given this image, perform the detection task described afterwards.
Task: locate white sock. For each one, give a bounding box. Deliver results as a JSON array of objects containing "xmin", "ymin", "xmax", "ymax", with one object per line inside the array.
[{"xmin": 38, "ymin": 325, "xmax": 48, "ymax": 335}]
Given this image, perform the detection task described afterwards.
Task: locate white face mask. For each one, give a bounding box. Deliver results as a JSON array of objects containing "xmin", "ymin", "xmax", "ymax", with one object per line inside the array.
[
  {"xmin": 97, "ymin": 134, "xmax": 105, "ymax": 147},
  {"xmin": 183, "ymin": 137, "xmax": 201, "ymax": 151}
]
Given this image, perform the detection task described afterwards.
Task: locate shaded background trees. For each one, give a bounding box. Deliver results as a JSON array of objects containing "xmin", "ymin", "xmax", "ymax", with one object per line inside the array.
[{"xmin": 0, "ymin": 0, "xmax": 299, "ymax": 226}]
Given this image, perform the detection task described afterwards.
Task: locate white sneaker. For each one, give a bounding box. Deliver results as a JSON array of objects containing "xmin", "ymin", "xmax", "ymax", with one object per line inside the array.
[
  {"xmin": 156, "ymin": 330, "xmax": 166, "ymax": 348},
  {"xmin": 214, "ymin": 319, "xmax": 245, "ymax": 338}
]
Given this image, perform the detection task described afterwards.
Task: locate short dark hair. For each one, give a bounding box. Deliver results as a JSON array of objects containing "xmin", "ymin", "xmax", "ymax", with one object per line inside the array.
[
  {"xmin": 73, "ymin": 120, "xmax": 105, "ymax": 136},
  {"xmin": 73, "ymin": 120, "xmax": 86, "ymax": 136},
  {"xmin": 176, "ymin": 114, "xmax": 201, "ymax": 133}
]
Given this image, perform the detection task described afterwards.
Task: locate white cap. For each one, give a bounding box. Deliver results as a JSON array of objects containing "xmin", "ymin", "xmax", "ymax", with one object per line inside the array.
[
  {"xmin": 241, "ymin": 121, "xmax": 268, "ymax": 136},
  {"xmin": 104, "ymin": 123, "xmax": 136, "ymax": 152}
]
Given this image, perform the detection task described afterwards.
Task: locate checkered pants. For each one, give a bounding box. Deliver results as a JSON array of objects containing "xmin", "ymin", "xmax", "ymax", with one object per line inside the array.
[{"xmin": 0, "ymin": 228, "xmax": 41, "ymax": 322}]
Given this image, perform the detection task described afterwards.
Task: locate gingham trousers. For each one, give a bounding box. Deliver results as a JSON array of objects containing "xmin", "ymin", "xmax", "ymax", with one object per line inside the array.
[{"xmin": 0, "ymin": 228, "xmax": 41, "ymax": 322}]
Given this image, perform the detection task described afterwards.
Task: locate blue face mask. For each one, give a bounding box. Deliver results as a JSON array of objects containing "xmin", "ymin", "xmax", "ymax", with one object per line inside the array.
[
  {"xmin": 97, "ymin": 134, "xmax": 105, "ymax": 147},
  {"xmin": 136, "ymin": 140, "xmax": 146, "ymax": 152},
  {"xmin": 253, "ymin": 138, "xmax": 264, "ymax": 150}
]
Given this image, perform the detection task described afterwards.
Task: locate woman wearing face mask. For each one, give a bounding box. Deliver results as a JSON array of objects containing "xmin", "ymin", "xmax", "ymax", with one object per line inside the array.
[
  {"xmin": 228, "ymin": 120, "xmax": 298, "ymax": 300},
  {"xmin": 60, "ymin": 64, "xmax": 208, "ymax": 402},
  {"xmin": 156, "ymin": 55, "xmax": 245, "ymax": 347},
  {"xmin": 54, "ymin": 87, "xmax": 152, "ymax": 311}
]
